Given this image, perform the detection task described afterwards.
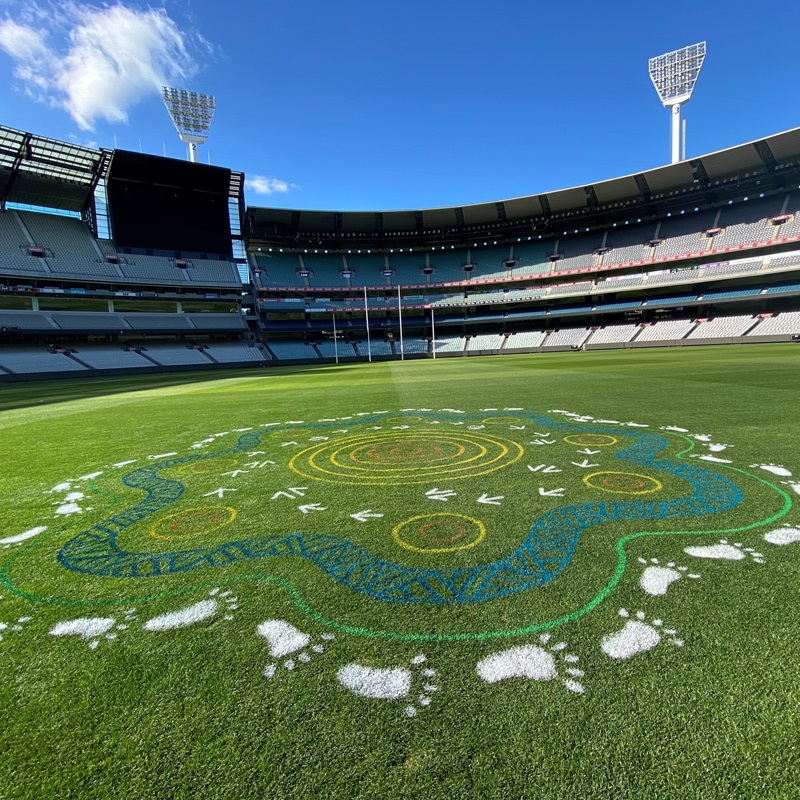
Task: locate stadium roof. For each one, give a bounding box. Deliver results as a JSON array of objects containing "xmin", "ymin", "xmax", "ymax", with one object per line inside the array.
[
  {"xmin": 0, "ymin": 125, "xmax": 112, "ymax": 212},
  {"xmin": 248, "ymin": 127, "xmax": 800, "ymax": 249}
]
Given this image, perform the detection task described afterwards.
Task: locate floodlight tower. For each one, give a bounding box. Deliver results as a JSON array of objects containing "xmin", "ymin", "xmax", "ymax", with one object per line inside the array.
[
  {"xmin": 648, "ymin": 42, "xmax": 706, "ymax": 164},
  {"xmin": 162, "ymin": 86, "xmax": 216, "ymax": 163}
]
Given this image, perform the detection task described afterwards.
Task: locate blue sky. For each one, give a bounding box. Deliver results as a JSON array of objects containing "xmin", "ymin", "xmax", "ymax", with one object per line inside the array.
[{"xmin": 1, "ymin": 0, "xmax": 799, "ymax": 212}]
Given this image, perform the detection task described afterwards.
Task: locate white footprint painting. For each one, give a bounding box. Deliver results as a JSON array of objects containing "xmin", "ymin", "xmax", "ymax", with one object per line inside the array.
[
  {"xmin": 258, "ymin": 619, "xmax": 334, "ymax": 678},
  {"xmin": 49, "ymin": 617, "xmax": 127, "ymax": 649},
  {"xmin": 763, "ymin": 526, "xmax": 800, "ymax": 546},
  {"xmin": 0, "ymin": 526, "xmax": 47, "ymax": 548},
  {"xmin": 337, "ymin": 665, "xmax": 411, "ymax": 700},
  {"xmin": 0, "ymin": 615, "xmax": 34, "ymax": 642},
  {"xmin": 601, "ymin": 609, "xmax": 683, "ymax": 661},
  {"xmin": 750, "ymin": 463, "xmax": 792, "ymax": 477},
  {"xmin": 638, "ymin": 558, "xmax": 700, "ymax": 596},
  {"xmin": 683, "ymin": 539, "xmax": 765, "ymax": 564},
  {"xmin": 143, "ymin": 590, "xmax": 238, "ymax": 631},
  {"xmin": 337, "ymin": 653, "xmax": 438, "ymax": 718},
  {"xmin": 476, "ymin": 634, "xmax": 584, "ymax": 694}
]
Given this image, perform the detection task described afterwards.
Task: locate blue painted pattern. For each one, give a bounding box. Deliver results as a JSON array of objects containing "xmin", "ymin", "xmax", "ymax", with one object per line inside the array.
[{"xmin": 58, "ymin": 414, "xmax": 743, "ymax": 603}]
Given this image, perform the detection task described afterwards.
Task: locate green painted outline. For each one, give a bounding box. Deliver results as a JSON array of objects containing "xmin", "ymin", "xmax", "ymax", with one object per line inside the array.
[{"xmin": 0, "ymin": 433, "xmax": 792, "ymax": 642}]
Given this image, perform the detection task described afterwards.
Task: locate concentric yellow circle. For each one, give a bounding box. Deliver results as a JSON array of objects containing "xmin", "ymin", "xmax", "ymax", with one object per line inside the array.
[
  {"xmin": 289, "ymin": 431, "xmax": 524, "ymax": 485},
  {"xmin": 582, "ymin": 472, "xmax": 663, "ymax": 494},
  {"xmin": 563, "ymin": 434, "xmax": 618, "ymax": 446},
  {"xmin": 393, "ymin": 514, "xmax": 487, "ymax": 553},
  {"xmin": 149, "ymin": 506, "xmax": 237, "ymax": 540}
]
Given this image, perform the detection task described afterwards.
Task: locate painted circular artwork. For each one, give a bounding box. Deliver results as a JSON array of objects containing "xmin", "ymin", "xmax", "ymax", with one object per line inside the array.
[
  {"xmin": 2, "ymin": 406, "xmax": 787, "ymax": 627},
  {"xmin": 2, "ymin": 405, "xmax": 796, "ymax": 711}
]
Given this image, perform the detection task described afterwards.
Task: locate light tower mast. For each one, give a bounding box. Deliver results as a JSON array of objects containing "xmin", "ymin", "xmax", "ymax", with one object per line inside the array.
[
  {"xmin": 648, "ymin": 42, "xmax": 706, "ymax": 164},
  {"xmin": 162, "ymin": 86, "xmax": 216, "ymax": 163}
]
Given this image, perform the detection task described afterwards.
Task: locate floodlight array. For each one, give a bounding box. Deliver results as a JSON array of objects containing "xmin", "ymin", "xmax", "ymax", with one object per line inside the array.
[
  {"xmin": 162, "ymin": 87, "xmax": 216, "ymax": 145},
  {"xmin": 648, "ymin": 42, "xmax": 706, "ymax": 107}
]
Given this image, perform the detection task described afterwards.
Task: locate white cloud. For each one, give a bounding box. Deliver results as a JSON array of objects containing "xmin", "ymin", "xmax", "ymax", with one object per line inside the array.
[
  {"xmin": 246, "ymin": 174, "xmax": 295, "ymax": 196},
  {"xmin": 0, "ymin": 2, "xmax": 203, "ymax": 130}
]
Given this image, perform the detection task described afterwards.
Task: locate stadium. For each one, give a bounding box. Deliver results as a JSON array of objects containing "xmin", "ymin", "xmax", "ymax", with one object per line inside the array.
[
  {"xmin": 1, "ymin": 39, "xmax": 799, "ymax": 800},
  {"xmin": 2, "ymin": 123, "xmax": 800, "ymax": 373}
]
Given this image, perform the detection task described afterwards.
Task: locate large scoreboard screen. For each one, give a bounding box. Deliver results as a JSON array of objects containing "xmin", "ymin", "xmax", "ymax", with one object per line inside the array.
[{"xmin": 107, "ymin": 151, "xmax": 232, "ymax": 257}]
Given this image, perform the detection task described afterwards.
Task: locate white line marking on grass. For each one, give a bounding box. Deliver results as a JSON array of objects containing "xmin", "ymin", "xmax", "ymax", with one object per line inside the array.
[
  {"xmin": 426, "ymin": 488, "xmax": 457, "ymax": 501},
  {"xmin": 147, "ymin": 452, "xmax": 178, "ymax": 460},
  {"xmin": 661, "ymin": 426, "xmax": 689, "ymax": 433},
  {"xmin": 638, "ymin": 558, "xmax": 700, "ymax": 596},
  {"xmin": 763, "ymin": 527, "xmax": 800, "ymax": 546},
  {"xmin": 684, "ymin": 539, "xmax": 765, "ymax": 564},
  {"xmin": 601, "ymin": 609, "xmax": 682, "ymax": 660},
  {"xmin": 0, "ymin": 526, "xmax": 47, "ymax": 545},
  {"xmin": 203, "ymin": 488, "xmax": 237, "ymax": 498},
  {"xmin": 47, "ymin": 482, "xmax": 72, "ymax": 494},
  {"xmin": 111, "ymin": 460, "xmax": 137, "ymax": 468},
  {"xmin": 780, "ymin": 481, "xmax": 800, "ymax": 496}
]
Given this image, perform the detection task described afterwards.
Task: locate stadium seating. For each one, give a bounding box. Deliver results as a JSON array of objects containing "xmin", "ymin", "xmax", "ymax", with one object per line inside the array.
[
  {"xmin": 655, "ymin": 210, "xmax": 715, "ymax": 258},
  {"xmin": 687, "ymin": 315, "xmax": 758, "ymax": 338},
  {"xmin": 552, "ymin": 231, "xmax": 601, "ymax": 271},
  {"xmin": 433, "ymin": 336, "xmax": 466, "ymax": 353},
  {"xmin": 541, "ymin": 328, "xmax": 591, "ymax": 348},
  {"xmin": 0, "ymin": 347, "xmax": 87, "ymax": 374},
  {"xmin": 140, "ymin": 344, "xmax": 215, "ymax": 367},
  {"xmin": 315, "ymin": 339, "xmax": 358, "ymax": 359},
  {"xmin": 585, "ymin": 324, "xmax": 639, "ymax": 344},
  {"xmin": 353, "ymin": 339, "xmax": 393, "ymax": 357},
  {"xmin": 746, "ymin": 311, "xmax": 800, "ymax": 336},
  {"xmin": 397, "ymin": 338, "xmax": 429, "ymax": 354},
  {"xmin": 185, "ymin": 258, "xmax": 241, "ymax": 286},
  {"xmin": 69, "ymin": 347, "xmax": 155, "ymax": 370},
  {"xmin": 504, "ymin": 330, "xmax": 547, "ymax": 349},
  {"xmin": 0, "ymin": 211, "xmax": 51, "ymax": 276},
  {"xmin": 511, "ymin": 241, "xmax": 553, "ymax": 276},
  {"xmin": 253, "ymin": 251, "xmax": 303, "ymax": 287},
  {"xmin": 468, "ymin": 333, "xmax": 505, "ymax": 351},
  {"xmin": 203, "ymin": 343, "xmax": 270, "ymax": 363},
  {"xmin": 267, "ymin": 341, "xmax": 320, "ymax": 360},
  {"xmin": 549, "ymin": 280, "xmax": 593, "ymax": 297},
  {"xmin": 634, "ymin": 319, "xmax": 697, "ymax": 341},
  {"xmin": 710, "ymin": 196, "xmax": 783, "ymax": 249},
  {"xmin": 16, "ymin": 212, "xmax": 123, "ymax": 280},
  {"xmin": 603, "ymin": 224, "xmax": 656, "ymax": 265}
]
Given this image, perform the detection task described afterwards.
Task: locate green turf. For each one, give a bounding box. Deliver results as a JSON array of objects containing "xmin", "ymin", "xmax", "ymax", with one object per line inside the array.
[{"xmin": 1, "ymin": 346, "xmax": 799, "ymax": 799}]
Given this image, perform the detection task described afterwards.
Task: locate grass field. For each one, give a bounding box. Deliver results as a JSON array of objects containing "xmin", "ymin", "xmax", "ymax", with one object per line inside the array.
[{"xmin": 1, "ymin": 345, "xmax": 799, "ymax": 800}]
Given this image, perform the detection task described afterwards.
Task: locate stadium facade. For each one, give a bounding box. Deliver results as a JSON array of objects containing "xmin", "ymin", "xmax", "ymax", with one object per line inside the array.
[{"xmin": 1, "ymin": 123, "xmax": 800, "ymax": 379}]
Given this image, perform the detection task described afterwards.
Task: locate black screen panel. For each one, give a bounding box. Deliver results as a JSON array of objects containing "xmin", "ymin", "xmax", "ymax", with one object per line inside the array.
[{"xmin": 107, "ymin": 151, "xmax": 232, "ymax": 256}]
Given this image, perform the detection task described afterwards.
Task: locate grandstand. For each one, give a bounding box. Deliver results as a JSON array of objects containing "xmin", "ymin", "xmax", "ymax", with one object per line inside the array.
[{"xmin": 3, "ymin": 123, "xmax": 800, "ymax": 379}]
